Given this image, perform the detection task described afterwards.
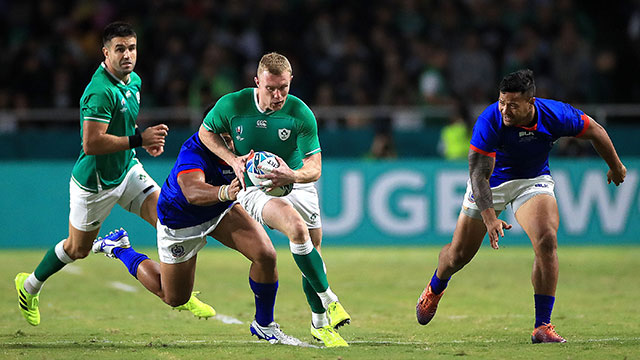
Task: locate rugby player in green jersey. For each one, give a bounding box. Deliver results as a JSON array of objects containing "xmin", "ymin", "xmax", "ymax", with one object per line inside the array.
[
  {"xmin": 14, "ymin": 22, "xmax": 214, "ymax": 326},
  {"xmin": 199, "ymin": 52, "xmax": 350, "ymax": 347}
]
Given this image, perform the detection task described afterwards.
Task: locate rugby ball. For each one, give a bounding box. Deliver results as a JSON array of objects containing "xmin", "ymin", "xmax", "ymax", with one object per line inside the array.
[{"xmin": 246, "ymin": 151, "xmax": 294, "ymax": 197}]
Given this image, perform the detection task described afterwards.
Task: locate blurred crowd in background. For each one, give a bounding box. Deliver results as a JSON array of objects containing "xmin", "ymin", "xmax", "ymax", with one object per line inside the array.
[
  {"xmin": 3, "ymin": 0, "xmax": 640, "ymax": 109},
  {"xmin": 1, "ymin": 0, "xmax": 639, "ymax": 158}
]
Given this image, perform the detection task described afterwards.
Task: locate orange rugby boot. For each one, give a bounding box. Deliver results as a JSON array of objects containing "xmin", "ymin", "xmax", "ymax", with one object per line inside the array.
[
  {"xmin": 416, "ymin": 285, "xmax": 444, "ymax": 325},
  {"xmin": 531, "ymin": 323, "xmax": 567, "ymax": 343}
]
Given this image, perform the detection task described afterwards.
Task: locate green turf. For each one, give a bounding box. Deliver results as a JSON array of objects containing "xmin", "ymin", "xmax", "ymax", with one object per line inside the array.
[{"xmin": 1, "ymin": 246, "xmax": 639, "ymax": 359}]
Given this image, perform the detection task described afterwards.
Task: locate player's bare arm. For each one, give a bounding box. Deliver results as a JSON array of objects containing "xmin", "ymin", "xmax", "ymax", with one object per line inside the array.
[
  {"xmin": 577, "ymin": 116, "xmax": 626, "ymax": 186},
  {"xmin": 468, "ymin": 149, "xmax": 512, "ymax": 249},
  {"xmin": 178, "ymin": 171, "xmax": 241, "ymax": 205},
  {"xmin": 82, "ymin": 121, "xmax": 167, "ymax": 155},
  {"xmin": 257, "ymin": 152, "xmax": 321, "ymax": 188},
  {"xmin": 198, "ymin": 125, "xmax": 253, "ymax": 189}
]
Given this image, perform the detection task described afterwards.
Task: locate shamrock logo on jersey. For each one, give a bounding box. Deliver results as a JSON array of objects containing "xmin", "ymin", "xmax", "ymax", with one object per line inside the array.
[{"xmin": 278, "ymin": 128, "xmax": 291, "ymax": 141}]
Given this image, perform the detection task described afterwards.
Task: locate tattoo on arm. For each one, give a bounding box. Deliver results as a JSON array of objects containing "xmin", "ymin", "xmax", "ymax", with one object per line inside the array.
[{"xmin": 468, "ymin": 150, "xmax": 495, "ymax": 211}]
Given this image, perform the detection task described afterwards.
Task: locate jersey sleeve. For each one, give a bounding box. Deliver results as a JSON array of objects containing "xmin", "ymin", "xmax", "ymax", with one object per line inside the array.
[
  {"xmin": 202, "ymin": 95, "xmax": 232, "ymax": 134},
  {"xmin": 80, "ymin": 89, "xmax": 115, "ymax": 124},
  {"xmin": 557, "ymin": 102, "xmax": 589, "ymax": 137},
  {"xmin": 469, "ymin": 107, "xmax": 499, "ymax": 157},
  {"xmin": 174, "ymin": 147, "xmax": 207, "ymax": 177},
  {"xmin": 294, "ymin": 101, "xmax": 321, "ymax": 157}
]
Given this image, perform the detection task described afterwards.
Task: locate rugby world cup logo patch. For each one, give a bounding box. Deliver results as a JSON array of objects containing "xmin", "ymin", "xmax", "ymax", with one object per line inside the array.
[
  {"xmin": 278, "ymin": 128, "xmax": 291, "ymax": 141},
  {"xmin": 235, "ymin": 125, "xmax": 245, "ymax": 141}
]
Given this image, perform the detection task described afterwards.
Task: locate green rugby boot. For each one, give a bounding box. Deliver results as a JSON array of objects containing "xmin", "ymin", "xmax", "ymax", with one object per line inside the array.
[
  {"xmin": 310, "ymin": 324, "xmax": 349, "ymax": 347},
  {"xmin": 327, "ymin": 301, "xmax": 351, "ymax": 329},
  {"xmin": 15, "ymin": 273, "xmax": 40, "ymax": 326},
  {"xmin": 173, "ymin": 291, "xmax": 216, "ymax": 319}
]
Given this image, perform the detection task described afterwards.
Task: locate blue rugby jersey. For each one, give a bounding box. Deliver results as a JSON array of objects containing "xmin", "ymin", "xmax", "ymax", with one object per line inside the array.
[
  {"xmin": 157, "ymin": 132, "xmax": 235, "ymax": 229},
  {"xmin": 470, "ymin": 98, "xmax": 589, "ymax": 187}
]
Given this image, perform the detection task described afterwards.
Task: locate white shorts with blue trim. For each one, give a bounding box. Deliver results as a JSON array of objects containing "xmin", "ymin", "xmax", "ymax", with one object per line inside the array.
[{"xmin": 461, "ymin": 174, "xmax": 556, "ymax": 219}]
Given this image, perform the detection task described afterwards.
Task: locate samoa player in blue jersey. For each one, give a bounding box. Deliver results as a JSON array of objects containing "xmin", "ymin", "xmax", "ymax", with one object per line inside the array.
[
  {"xmin": 92, "ymin": 112, "xmax": 304, "ymax": 345},
  {"xmin": 417, "ymin": 70, "xmax": 627, "ymax": 343}
]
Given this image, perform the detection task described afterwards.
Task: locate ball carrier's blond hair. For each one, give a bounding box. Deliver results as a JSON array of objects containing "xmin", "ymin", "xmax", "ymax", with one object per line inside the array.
[{"xmin": 257, "ymin": 52, "xmax": 292, "ymax": 76}]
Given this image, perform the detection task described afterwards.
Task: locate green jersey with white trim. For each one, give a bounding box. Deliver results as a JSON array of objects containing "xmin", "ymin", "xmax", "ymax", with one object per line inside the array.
[
  {"xmin": 202, "ymin": 88, "xmax": 321, "ymax": 171},
  {"xmin": 71, "ymin": 63, "xmax": 141, "ymax": 192}
]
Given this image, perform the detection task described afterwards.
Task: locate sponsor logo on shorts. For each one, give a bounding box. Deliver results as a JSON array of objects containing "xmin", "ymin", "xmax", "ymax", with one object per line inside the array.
[
  {"xmin": 310, "ymin": 213, "xmax": 318, "ymax": 222},
  {"xmin": 534, "ymin": 183, "xmax": 549, "ymax": 188},
  {"xmin": 467, "ymin": 193, "xmax": 475, "ymax": 203},
  {"xmin": 138, "ymin": 174, "xmax": 147, "ymax": 181},
  {"xmin": 170, "ymin": 244, "xmax": 185, "ymax": 258}
]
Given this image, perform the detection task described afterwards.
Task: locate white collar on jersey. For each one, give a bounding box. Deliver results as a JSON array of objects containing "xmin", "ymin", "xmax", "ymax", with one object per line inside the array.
[
  {"xmin": 253, "ymin": 88, "xmax": 275, "ymax": 115},
  {"xmin": 101, "ymin": 62, "xmax": 131, "ymax": 86}
]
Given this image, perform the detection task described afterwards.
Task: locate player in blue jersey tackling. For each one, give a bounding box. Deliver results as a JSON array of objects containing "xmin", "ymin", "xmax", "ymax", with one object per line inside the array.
[
  {"xmin": 416, "ymin": 69, "xmax": 627, "ymax": 343},
  {"xmin": 92, "ymin": 111, "xmax": 306, "ymax": 346}
]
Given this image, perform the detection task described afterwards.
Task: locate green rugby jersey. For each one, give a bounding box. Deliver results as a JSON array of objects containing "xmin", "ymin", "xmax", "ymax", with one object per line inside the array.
[
  {"xmin": 72, "ymin": 63, "xmax": 141, "ymax": 192},
  {"xmin": 203, "ymin": 88, "xmax": 321, "ymax": 172}
]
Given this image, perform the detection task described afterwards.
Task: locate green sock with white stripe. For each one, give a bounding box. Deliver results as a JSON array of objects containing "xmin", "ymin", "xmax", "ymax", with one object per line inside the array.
[{"xmin": 290, "ymin": 240, "xmax": 329, "ymax": 293}]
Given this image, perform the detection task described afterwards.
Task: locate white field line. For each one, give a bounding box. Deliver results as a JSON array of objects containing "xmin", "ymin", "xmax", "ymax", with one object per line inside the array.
[
  {"xmin": 107, "ymin": 281, "xmax": 243, "ymax": 324},
  {"xmin": 214, "ymin": 314, "xmax": 243, "ymax": 324},
  {"xmin": 5, "ymin": 337, "xmax": 640, "ymax": 347},
  {"xmin": 108, "ymin": 281, "xmax": 138, "ymax": 293},
  {"xmin": 61, "ymin": 264, "xmax": 83, "ymax": 275}
]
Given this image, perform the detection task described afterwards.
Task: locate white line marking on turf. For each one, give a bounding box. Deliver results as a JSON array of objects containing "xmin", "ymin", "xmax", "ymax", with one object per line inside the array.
[
  {"xmin": 109, "ymin": 281, "xmax": 138, "ymax": 293},
  {"xmin": 214, "ymin": 314, "xmax": 243, "ymax": 324},
  {"xmin": 61, "ymin": 264, "xmax": 83, "ymax": 275}
]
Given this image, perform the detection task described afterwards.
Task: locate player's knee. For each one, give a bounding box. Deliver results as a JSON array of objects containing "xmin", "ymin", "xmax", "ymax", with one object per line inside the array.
[
  {"xmin": 287, "ymin": 219, "xmax": 309, "ymax": 243},
  {"xmin": 164, "ymin": 293, "xmax": 191, "ymax": 308},
  {"xmin": 66, "ymin": 243, "xmax": 92, "ymax": 260},
  {"xmin": 535, "ymin": 231, "xmax": 558, "ymax": 255}
]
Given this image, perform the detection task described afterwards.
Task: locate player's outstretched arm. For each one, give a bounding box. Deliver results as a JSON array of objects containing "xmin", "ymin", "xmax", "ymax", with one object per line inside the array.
[
  {"xmin": 258, "ymin": 152, "xmax": 321, "ymax": 188},
  {"xmin": 178, "ymin": 171, "xmax": 241, "ymax": 206},
  {"xmin": 578, "ymin": 116, "xmax": 626, "ymax": 186},
  {"xmin": 469, "ymin": 150, "xmax": 511, "ymax": 249}
]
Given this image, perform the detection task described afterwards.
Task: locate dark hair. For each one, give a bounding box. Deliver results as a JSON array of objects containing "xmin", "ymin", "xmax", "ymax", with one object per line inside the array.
[
  {"xmin": 499, "ymin": 69, "xmax": 535, "ymax": 98},
  {"xmin": 102, "ymin": 22, "xmax": 136, "ymax": 46}
]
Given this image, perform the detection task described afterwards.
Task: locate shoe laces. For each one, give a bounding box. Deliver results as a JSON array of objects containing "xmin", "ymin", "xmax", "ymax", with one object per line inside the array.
[
  {"xmin": 271, "ymin": 323, "xmax": 301, "ymax": 344},
  {"xmin": 543, "ymin": 323, "xmax": 558, "ymax": 335}
]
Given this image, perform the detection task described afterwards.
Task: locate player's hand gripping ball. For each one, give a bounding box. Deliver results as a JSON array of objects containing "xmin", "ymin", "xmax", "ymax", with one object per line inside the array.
[{"xmin": 246, "ymin": 151, "xmax": 294, "ymax": 197}]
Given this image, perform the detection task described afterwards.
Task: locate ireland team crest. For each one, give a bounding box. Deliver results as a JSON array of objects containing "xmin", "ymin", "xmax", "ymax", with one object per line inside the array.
[{"xmin": 278, "ymin": 128, "xmax": 291, "ymax": 141}]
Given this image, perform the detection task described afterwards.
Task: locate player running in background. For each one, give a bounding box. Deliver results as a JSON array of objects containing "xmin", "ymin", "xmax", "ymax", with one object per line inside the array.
[
  {"xmin": 198, "ymin": 52, "xmax": 350, "ymax": 347},
  {"xmin": 92, "ymin": 121, "xmax": 306, "ymax": 346},
  {"xmin": 14, "ymin": 21, "xmax": 213, "ymax": 326},
  {"xmin": 416, "ymin": 69, "xmax": 627, "ymax": 343}
]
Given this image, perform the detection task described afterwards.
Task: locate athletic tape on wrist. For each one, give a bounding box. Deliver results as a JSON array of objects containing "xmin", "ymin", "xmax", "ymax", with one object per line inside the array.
[{"xmin": 218, "ymin": 185, "xmax": 229, "ymax": 202}]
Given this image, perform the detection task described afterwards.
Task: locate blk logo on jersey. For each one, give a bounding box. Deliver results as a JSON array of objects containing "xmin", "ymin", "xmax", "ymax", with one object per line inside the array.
[{"xmin": 278, "ymin": 128, "xmax": 291, "ymax": 141}]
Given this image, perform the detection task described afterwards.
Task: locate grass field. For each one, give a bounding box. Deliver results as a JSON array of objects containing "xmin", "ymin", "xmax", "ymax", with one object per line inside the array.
[{"xmin": 1, "ymin": 246, "xmax": 639, "ymax": 359}]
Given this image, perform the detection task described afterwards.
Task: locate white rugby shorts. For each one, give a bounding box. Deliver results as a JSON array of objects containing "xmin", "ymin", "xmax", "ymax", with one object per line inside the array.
[
  {"xmin": 69, "ymin": 163, "xmax": 159, "ymax": 231},
  {"xmin": 461, "ymin": 174, "xmax": 556, "ymax": 219},
  {"xmin": 237, "ymin": 182, "xmax": 321, "ymax": 229},
  {"xmin": 156, "ymin": 204, "xmax": 235, "ymax": 264}
]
